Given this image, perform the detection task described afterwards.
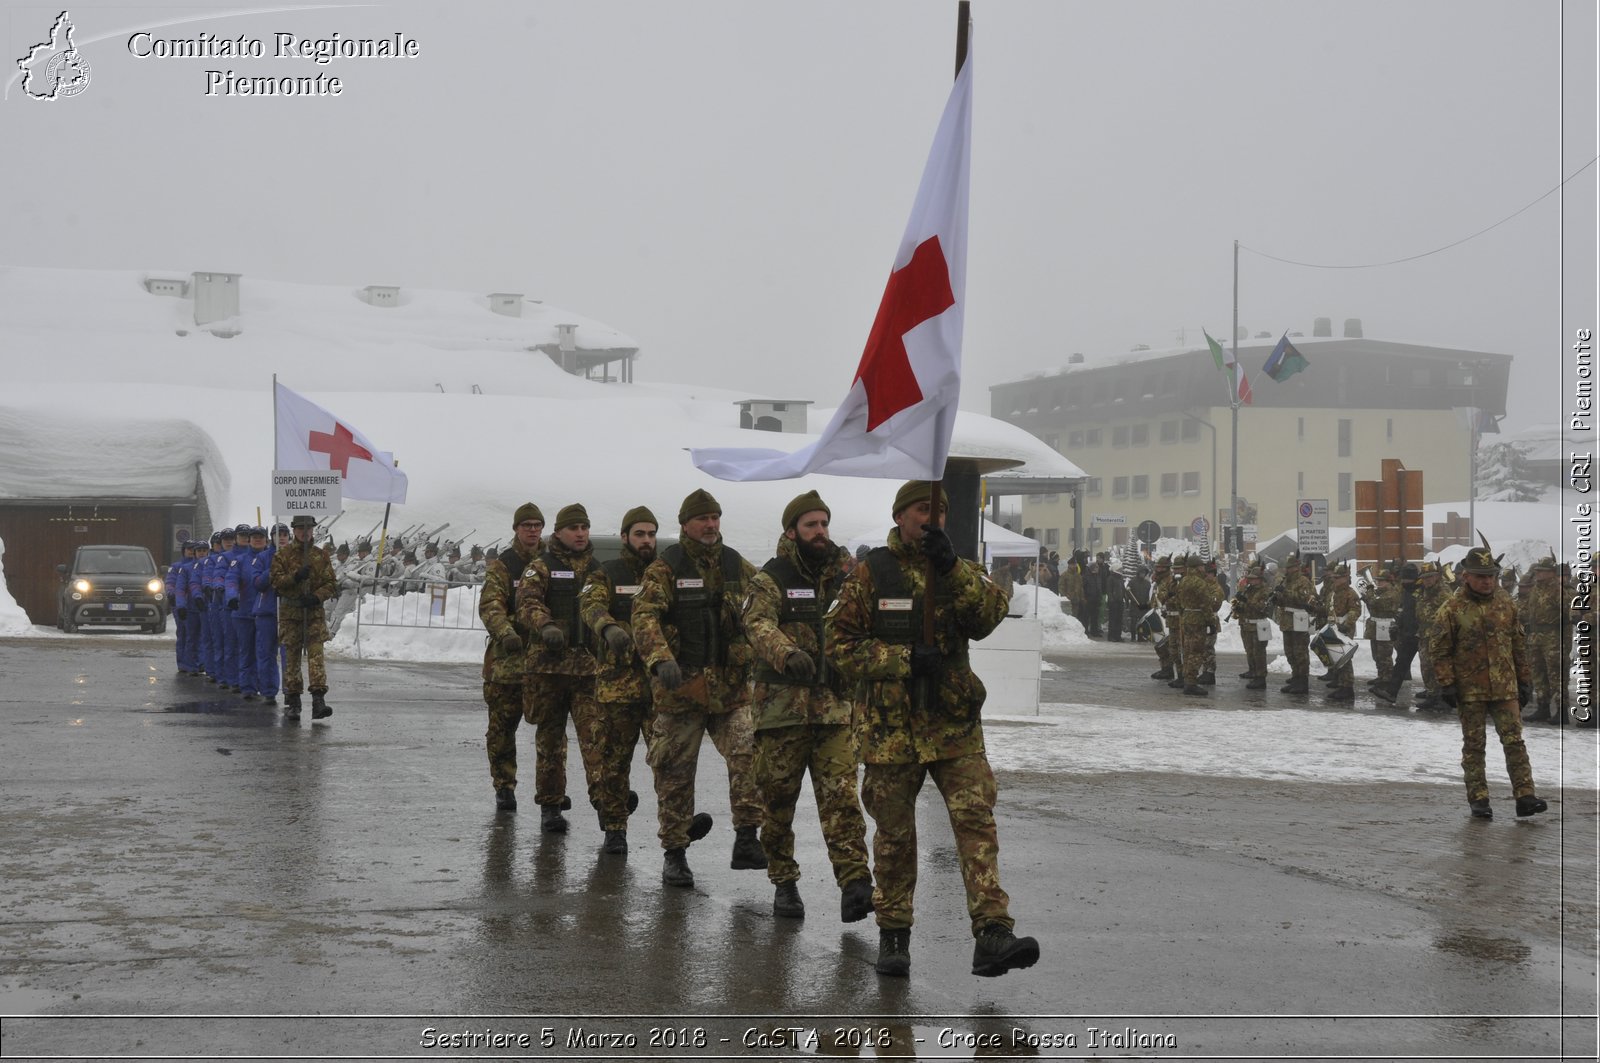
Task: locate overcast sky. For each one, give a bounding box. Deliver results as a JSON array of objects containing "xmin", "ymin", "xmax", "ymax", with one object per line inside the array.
[{"xmin": 3, "ymin": 0, "xmax": 1594, "ymax": 431}]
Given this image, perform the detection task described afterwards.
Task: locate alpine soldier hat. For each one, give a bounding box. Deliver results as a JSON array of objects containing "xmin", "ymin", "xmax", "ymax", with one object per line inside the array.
[{"xmin": 290, "ymin": 514, "xmax": 317, "ymax": 529}]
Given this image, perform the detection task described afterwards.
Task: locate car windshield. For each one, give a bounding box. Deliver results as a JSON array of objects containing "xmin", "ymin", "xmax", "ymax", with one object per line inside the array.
[{"xmin": 75, "ymin": 549, "xmax": 157, "ymax": 576}]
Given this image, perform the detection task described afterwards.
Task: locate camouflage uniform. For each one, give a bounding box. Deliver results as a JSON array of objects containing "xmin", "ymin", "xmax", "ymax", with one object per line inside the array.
[
  {"xmin": 1429, "ymin": 579, "xmax": 1537, "ymax": 804},
  {"xmin": 1056, "ymin": 564, "xmax": 1083, "ymax": 615},
  {"xmin": 1175, "ymin": 558, "xmax": 1215, "ymax": 692},
  {"xmin": 1518, "ymin": 567, "xmax": 1568, "ymax": 720},
  {"xmin": 578, "ymin": 548, "xmax": 656, "ymax": 832},
  {"xmin": 1414, "ymin": 572, "xmax": 1446, "ymax": 701},
  {"xmin": 1202, "ymin": 566, "xmax": 1225, "ymax": 678},
  {"xmin": 518, "ymin": 537, "xmax": 601, "ymax": 816},
  {"xmin": 478, "ymin": 541, "xmax": 538, "ymax": 798},
  {"xmin": 268, "ymin": 537, "xmax": 337, "ymax": 695},
  {"xmin": 743, "ymin": 535, "xmax": 870, "ymax": 892},
  {"xmin": 1151, "ymin": 562, "xmax": 1178, "ymax": 678},
  {"xmin": 1324, "ymin": 575, "xmax": 1361, "ymax": 696},
  {"xmin": 1275, "ymin": 559, "xmax": 1318, "ymax": 691},
  {"xmin": 632, "ymin": 536, "xmax": 763, "ymax": 850},
  {"xmin": 1363, "ymin": 576, "xmax": 1399, "ymax": 687},
  {"xmin": 1231, "ymin": 569, "xmax": 1272, "ymax": 684},
  {"xmin": 824, "ymin": 528, "xmax": 1014, "ymax": 936}
]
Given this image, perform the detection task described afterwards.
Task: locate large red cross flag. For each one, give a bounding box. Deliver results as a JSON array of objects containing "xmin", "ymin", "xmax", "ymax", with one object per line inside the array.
[
  {"xmin": 274, "ymin": 381, "xmax": 408, "ymax": 504},
  {"xmin": 690, "ymin": 43, "xmax": 972, "ymax": 482}
]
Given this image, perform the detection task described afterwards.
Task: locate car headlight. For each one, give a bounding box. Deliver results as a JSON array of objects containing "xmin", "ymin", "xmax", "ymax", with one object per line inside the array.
[
  {"xmin": 73, "ymin": 579, "xmax": 91, "ymax": 594},
  {"xmin": 147, "ymin": 579, "xmax": 163, "ymax": 594}
]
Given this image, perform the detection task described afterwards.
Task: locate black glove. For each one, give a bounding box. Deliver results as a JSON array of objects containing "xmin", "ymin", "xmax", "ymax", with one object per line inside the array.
[
  {"xmin": 654, "ymin": 659, "xmax": 684, "ymax": 690},
  {"xmin": 783, "ymin": 651, "xmax": 816, "ymax": 681},
  {"xmin": 226, "ymin": 599, "xmax": 238, "ymax": 611},
  {"xmin": 1518, "ymin": 681, "xmax": 1533, "ymax": 708},
  {"xmin": 299, "ymin": 594, "xmax": 320, "ymax": 608},
  {"xmin": 296, "ymin": 564, "xmax": 311, "ymax": 582},
  {"xmin": 176, "ymin": 607, "xmax": 187, "ymax": 620},
  {"xmin": 1439, "ymin": 685, "xmax": 1458, "ymax": 709},
  {"xmin": 498, "ymin": 630, "xmax": 523, "ymax": 655},
  {"xmin": 910, "ymin": 643, "xmax": 942, "ymax": 679},
  {"xmin": 194, "ymin": 598, "xmax": 206, "ymax": 613},
  {"xmin": 920, "ymin": 525, "xmax": 958, "ymax": 576},
  {"xmin": 540, "ymin": 625, "xmax": 566, "ymax": 651},
  {"xmin": 603, "ymin": 625, "xmax": 632, "ymax": 657}
]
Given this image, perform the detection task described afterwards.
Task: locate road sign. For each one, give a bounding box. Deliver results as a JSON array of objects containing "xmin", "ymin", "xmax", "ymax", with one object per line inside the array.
[
  {"xmin": 1190, "ymin": 515, "xmax": 1209, "ymax": 537},
  {"xmin": 1136, "ymin": 519, "xmax": 1162, "ymax": 545},
  {"xmin": 1092, "ymin": 514, "xmax": 1127, "ymax": 526},
  {"xmin": 1297, "ymin": 499, "xmax": 1330, "ymax": 553}
]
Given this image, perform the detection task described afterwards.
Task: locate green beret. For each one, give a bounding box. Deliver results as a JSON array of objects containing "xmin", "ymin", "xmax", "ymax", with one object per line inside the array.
[
  {"xmin": 892, "ymin": 480, "xmax": 948, "ymax": 518},
  {"xmin": 678, "ymin": 488, "xmax": 721, "ymax": 525},
  {"xmin": 554, "ymin": 503, "xmax": 590, "ymax": 530},
  {"xmin": 620, "ymin": 505, "xmax": 658, "ymax": 535},
  {"xmin": 289, "ymin": 515, "xmax": 316, "ymax": 529},
  {"xmin": 512, "ymin": 502, "xmax": 544, "ymax": 528},
  {"xmin": 781, "ymin": 489, "xmax": 830, "ymax": 530}
]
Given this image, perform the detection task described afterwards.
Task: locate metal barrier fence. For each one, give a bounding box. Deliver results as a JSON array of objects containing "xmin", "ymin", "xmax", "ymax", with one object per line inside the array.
[{"xmin": 347, "ymin": 581, "xmax": 487, "ymax": 633}]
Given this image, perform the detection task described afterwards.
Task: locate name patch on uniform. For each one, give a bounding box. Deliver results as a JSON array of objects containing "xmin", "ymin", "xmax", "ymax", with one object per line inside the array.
[
  {"xmin": 786, "ymin": 588, "xmax": 816, "ymax": 599},
  {"xmin": 614, "ymin": 585, "xmax": 640, "ymax": 596},
  {"xmin": 877, "ymin": 598, "xmax": 913, "ymax": 611},
  {"xmin": 676, "ymin": 578, "xmax": 704, "ymax": 589},
  {"xmin": 550, "ymin": 571, "xmax": 576, "ymax": 579}
]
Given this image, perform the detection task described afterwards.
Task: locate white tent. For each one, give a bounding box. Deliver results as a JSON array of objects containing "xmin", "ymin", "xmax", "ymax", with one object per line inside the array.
[{"xmin": 981, "ymin": 519, "xmax": 1042, "ymax": 560}]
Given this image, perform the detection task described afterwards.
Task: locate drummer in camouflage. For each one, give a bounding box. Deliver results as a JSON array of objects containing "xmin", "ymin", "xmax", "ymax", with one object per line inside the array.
[
  {"xmin": 826, "ymin": 480, "xmax": 1038, "ymax": 981},
  {"xmin": 1428, "ymin": 542, "xmax": 1546, "ymax": 819}
]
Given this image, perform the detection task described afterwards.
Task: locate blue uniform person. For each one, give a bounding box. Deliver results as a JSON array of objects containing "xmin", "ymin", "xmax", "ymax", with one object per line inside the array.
[
  {"xmin": 170, "ymin": 542, "xmax": 195, "ymax": 673},
  {"xmin": 200, "ymin": 532, "xmax": 225, "ymax": 680},
  {"xmin": 253, "ymin": 525, "xmax": 286, "ymax": 704},
  {"xmin": 164, "ymin": 547, "xmax": 185, "ymax": 670},
  {"xmin": 180, "ymin": 541, "xmax": 206, "ymax": 674},
  {"xmin": 226, "ymin": 525, "xmax": 263, "ymax": 699},
  {"xmin": 220, "ymin": 525, "xmax": 254, "ymax": 692}
]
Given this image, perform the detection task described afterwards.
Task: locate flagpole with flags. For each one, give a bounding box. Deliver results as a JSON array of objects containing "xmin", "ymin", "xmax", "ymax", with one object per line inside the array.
[{"xmin": 1230, "ymin": 239, "xmax": 1240, "ymax": 580}]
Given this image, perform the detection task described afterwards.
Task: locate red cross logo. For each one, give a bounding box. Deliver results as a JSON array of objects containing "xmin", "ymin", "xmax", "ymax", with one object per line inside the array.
[
  {"xmin": 853, "ymin": 236, "xmax": 955, "ymax": 431},
  {"xmin": 308, "ymin": 423, "xmax": 373, "ymax": 476}
]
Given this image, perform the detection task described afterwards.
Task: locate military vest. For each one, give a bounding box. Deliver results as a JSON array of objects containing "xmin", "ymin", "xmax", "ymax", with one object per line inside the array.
[
  {"xmin": 863, "ymin": 547, "xmax": 965, "ymax": 664},
  {"xmin": 497, "ymin": 546, "xmax": 534, "ymax": 635},
  {"xmin": 751, "ymin": 554, "xmax": 833, "ymax": 688},
  {"xmin": 600, "ymin": 557, "xmax": 643, "ymax": 625},
  {"xmin": 661, "ymin": 543, "xmax": 746, "ymax": 669},
  {"xmin": 538, "ymin": 548, "xmax": 589, "ymax": 647}
]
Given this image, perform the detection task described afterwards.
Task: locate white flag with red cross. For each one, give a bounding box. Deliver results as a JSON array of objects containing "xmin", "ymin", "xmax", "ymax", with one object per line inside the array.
[
  {"xmin": 274, "ymin": 381, "xmax": 408, "ymax": 504},
  {"xmin": 690, "ymin": 43, "xmax": 972, "ymax": 482}
]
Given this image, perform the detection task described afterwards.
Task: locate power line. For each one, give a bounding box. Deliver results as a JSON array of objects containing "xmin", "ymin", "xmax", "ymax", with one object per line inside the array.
[{"xmin": 1239, "ymin": 156, "xmax": 1597, "ymax": 270}]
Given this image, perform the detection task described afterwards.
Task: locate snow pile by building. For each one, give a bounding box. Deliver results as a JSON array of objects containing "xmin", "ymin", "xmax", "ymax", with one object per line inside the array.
[{"xmin": 0, "ymin": 537, "xmax": 34, "ymax": 636}]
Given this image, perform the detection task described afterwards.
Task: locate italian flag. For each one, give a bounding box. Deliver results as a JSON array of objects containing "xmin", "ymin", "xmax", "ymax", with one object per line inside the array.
[{"xmin": 1204, "ymin": 329, "xmax": 1253, "ymax": 406}]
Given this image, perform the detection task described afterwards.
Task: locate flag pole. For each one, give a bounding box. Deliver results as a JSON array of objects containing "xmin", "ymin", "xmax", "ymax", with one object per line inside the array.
[{"xmin": 1228, "ymin": 239, "xmax": 1241, "ymax": 583}]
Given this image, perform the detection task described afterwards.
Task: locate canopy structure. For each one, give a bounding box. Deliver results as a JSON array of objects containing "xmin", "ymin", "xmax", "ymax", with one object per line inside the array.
[{"xmin": 982, "ymin": 519, "xmax": 1041, "ymax": 560}]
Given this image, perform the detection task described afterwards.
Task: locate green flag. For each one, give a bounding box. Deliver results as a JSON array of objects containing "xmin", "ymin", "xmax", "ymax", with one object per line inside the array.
[{"xmin": 1204, "ymin": 329, "xmax": 1228, "ymax": 372}]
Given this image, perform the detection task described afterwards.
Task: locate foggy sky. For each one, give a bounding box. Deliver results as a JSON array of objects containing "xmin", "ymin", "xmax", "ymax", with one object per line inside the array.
[{"xmin": 3, "ymin": 0, "xmax": 1594, "ymax": 431}]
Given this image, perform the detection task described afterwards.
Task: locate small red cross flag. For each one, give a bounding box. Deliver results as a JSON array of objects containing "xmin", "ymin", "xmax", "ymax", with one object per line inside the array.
[
  {"xmin": 274, "ymin": 381, "xmax": 408, "ymax": 504},
  {"xmin": 691, "ymin": 42, "xmax": 972, "ymax": 482}
]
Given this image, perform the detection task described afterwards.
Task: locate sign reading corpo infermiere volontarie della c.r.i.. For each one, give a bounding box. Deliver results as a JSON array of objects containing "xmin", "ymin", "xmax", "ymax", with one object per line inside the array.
[{"xmin": 127, "ymin": 29, "xmax": 421, "ymax": 96}]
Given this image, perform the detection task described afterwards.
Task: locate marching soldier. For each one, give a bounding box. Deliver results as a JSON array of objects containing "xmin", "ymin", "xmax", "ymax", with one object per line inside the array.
[
  {"xmin": 632, "ymin": 488, "xmax": 765, "ymax": 889},
  {"xmin": 1231, "ymin": 562, "xmax": 1272, "ymax": 690},
  {"xmin": 517, "ymin": 504, "xmax": 603, "ymax": 836},
  {"xmin": 826, "ymin": 481, "xmax": 1038, "ymax": 980},
  {"xmin": 1322, "ymin": 564, "xmax": 1361, "ymax": 702},
  {"xmin": 1363, "ymin": 567, "xmax": 1399, "ymax": 695},
  {"xmin": 579, "ymin": 506, "xmax": 678, "ymax": 855},
  {"xmin": 268, "ymin": 515, "xmax": 337, "ymax": 720},
  {"xmin": 1275, "ymin": 553, "xmax": 1318, "ymax": 694},
  {"xmin": 1199, "ymin": 558, "xmax": 1224, "ymax": 683},
  {"xmin": 1413, "ymin": 562, "xmax": 1447, "ymax": 710},
  {"xmin": 741, "ymin": 490, "xmax": 873, "ymax": 923},
  {"xmin": 477, "ymin": 503, "xmax": 544, "ymax": 812},
  {"xmin": 1148, "ymin": 556, "xmax": 1178, "ymax": 681},
  {"xmin": 1174, "ymin": 555, "xmax": 1213, "ymax": 696},
  {"xmin": 1519, "ymin": 557, "xmax": 1568, "ymax": 723},
  {"xmin": 1428, "ymin": 542, "xmax": 1547, "ymax": 819}
]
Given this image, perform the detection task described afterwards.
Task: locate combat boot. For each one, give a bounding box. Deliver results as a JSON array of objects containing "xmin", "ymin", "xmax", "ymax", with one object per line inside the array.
[
  {"xmin": 971, "ymin": 923, "xmax": 1040, "ymax": 978},
  {"xmin": 1326, "ymin": 686, "xmax": 1354, "ymax": 702},
  {"xmin": 1534, "ymin": 700, "xmax": 1551, "ymax": 723},
  {"xmin": 874, "ymin": 928, "xmax": 911, "ymax": 977},
  {"xmin": 1280, "ymin": 677, "xmax": 1309, "ymax": 694},
  {"xmin": 1182, "ymin": 684, "xmax": 1208, "ymax": 696},
  {"xmin": 772, "ymin": 881, "xmax": 805, "ymax": 919},
  {"xmin": 731, "ymin": 825, "xmax": 768, "ymax": 869},
  {"xmin": 310, "ymin": 690, "xmax": 331, "ymax": 719},
  {"xmin": 1238, "ymin": 670, "xmax": 1255, "ymax": 679},
  {"xmin": 541, "ymin": 803, "xmax": 569, "ymax": 834},
  {"xmin": 1469, "ymin": 799, "xmax": 1493, "ymax": 819},
  {"xmin": 1167, "ymin": 678, "xmax": 1185, "ymax": 689},
  {"xmin": 1198, "ymin": 670, "xmax": 1215, "ymax": 685},
  {"xmin": 1515, "ymin": 795, "xmax": 1548, "ymax": 817},
  {"xmin": 1245, "ymin": 677, "xmax": 1267, "ymax": 690},
  {"xmin": 602, "ymin": 830, "xmax": 627, "ymax": 855},
  {"xmin": 283, "ymin": 692, "xmax": 302, "ymax": 720},
  {"xmin": 662, "ymin": 847, "xmax": 693, "ymax": 888},
  {"xmin": 687, "ymin": 812, "xmax": 714, "ymax": 842},
  {"xmin": 1151, "ymin": 667, "xmax": 1175, "ymax": 681},
  {"xmin": 495, "ymin": 786, "xmax": 517, "ymax": 812},
  {"xmin": 840, "ymin": 877, "xmax": 874, "ymax": 923},
  {"xmin": 1372, "ymin": 686, "xmax": 1397, "ymax": 704},
  {"xmin": 1316, "ymin": 672, "xmax": 1335, "ymax": 684}
]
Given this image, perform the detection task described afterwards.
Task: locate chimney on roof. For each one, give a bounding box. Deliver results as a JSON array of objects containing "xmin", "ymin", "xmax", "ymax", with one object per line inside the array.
[
  {"xmin": 363, "ymin": 285, "xmax": 400, "ymax": 307},
  {"xmin": 1313, "ymin": 317, "xmax": 1333, "ymax": 337},
  {"xmin": 1343, "ymin": 317, "xmax": 1363, "ymax": 338},
  {"xmin": 489, "ymin": 293, "xmax": 523, "ymax": 317},
  {"xmin": 1068, "ymin": 352, "xmax": 1085, "ymax": 364},
  {"xmin": 191, "ymin": 271, "xmax": 240, "ymax": 327}
]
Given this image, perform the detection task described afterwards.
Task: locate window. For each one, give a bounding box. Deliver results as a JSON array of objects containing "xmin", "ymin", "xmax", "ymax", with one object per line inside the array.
[
  {"xmin": 1113, "ymin": 476, "xmax": 1129, "ymax": 499},
  {"xmin": 1160, "ymin": 472, "xmax": 1179, "ymax": 496},
  {"xmin": 1162, "ymin": 525, "xmax": 1178, "ymax": 539},
  {"xmin": 1181, "ymin": 419, "xmax": 1199, "ymax": 442},
  {"xmin": 1132, "ymin": 475, "xmax": 1149, "ymax": 498},
  {"xmin": 1044, "ymin": 493, "xmax": 1059, "ymax": 504},
  {"xmin": 1052, "ymin": 390, "xmax": 1065, "ymax": 411},
  {"xmin": 1112, "ymin": 426, "xmax": 1130, "ymax": 448},
  {"xmin": 1088, "ymin": 526, "xmax": 1102, "ymax": 546},
  {"xmin": 1297, "ymin": 471, "xmax": 1305, "ymax": 493},
  {"xmin": 1160, "ymin": 420, "xmax": 1178, "ymax": 444},
  {"xmin": 1067, "ymin": 430, "xmax": 1084, "ymax": 447},
  {"xmin": 1131, "ymin": 424, "xmax": 1149, "ymax": 446},
  {"xmin": 1086, "ymin": 477, "xmax": 1102, "ymax": 496},
  {"xmin": 1045, "ymin": 528, "xmax": 1059, "ymax": 547},
  {"xmin": 1064, "ymin": 386, "xmax": 1079, "ymax": 407},
  {"xmin": 1338, "ymin": 472, "xmax": 1352, "ymax": 512},
  {"xmin": 1338, "ymin": 418, "xmax": 1352, "ymax": 458},
  {"xmin": 1085, "ymin": 428, "xmax": 1102, "ymax": 447},
  {"xmin": 1182, "ymin": 471, "xmax": 1201, "ymax": 494},
  {"xmin": 1113, "ymin": 527, "xmax": 1129, "ymax": 546},
  {"xmin": 771, "ymin": 402, "xmax": 787, "ymax": 412},
  {"xmin": 1297, "ymin": 417, "xmax": 1304, "ymax": 440},
  {"xmin": 1091, "ymin": 380, "xmax": 1109, "ymax": 403},
  {"xmin": 1386, "ymin": 418, "xmax": 1394, "ymax": 441},
  {"xmin": 1161, "ymin": 369, "xmax": 1178, "ymax": 395}
]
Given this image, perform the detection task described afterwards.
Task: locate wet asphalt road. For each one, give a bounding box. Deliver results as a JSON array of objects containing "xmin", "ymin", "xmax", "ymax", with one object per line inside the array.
[{"xmin": 0, "ymin": 634, "xmax": 1594, "ymax": 1062}]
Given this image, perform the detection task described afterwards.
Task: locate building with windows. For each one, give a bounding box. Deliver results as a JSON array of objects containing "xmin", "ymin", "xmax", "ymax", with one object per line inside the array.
[{"xmin": 989, "ymin": 326, "xmax": 1512, "ymax": 551}]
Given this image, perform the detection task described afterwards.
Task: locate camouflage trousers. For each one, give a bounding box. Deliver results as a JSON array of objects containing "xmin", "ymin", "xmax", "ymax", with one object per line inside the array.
[
  {"xmin": 1418, "ymin": 641, "xmax": 1438, "ymax": 694},
  {"xmin": 278, "ymin": 613, "xmax": 328, "ymax": 695},
  {"xmin": 482, "ymin": 681, "xmax": 525, "ymax": 793},
  {"xmin": 577, "ymin": 698, "xmax": 652, "ymax": 831},
  {"xmin": 1283, "ymin": 631, "xmax": 1310, "ymax": 681},
  {"xmin": 1457, "ymin": 698, "xmax": 1535, "ymax": 802},
  {"xmin": 1180, "ymin": 620, "xmax": 1211, "ymax": 685},
  {"xmin": 1370, "ymin": 638, "xmax": 1394, "ymax": 685},
  {"xmin": 1240, "ymin": 624, "xmax": 1268, "ymax": 677},
  {"xmin": 860, "ymin": 753, "xmax": 1013, "ymax": 936},
  {"xmin": 646, "ymin": 703, "xmax": 762, "ymax": 850},
  {"xmin": 519, "ymin": 674, "xmax": 574, "ymax": 808},
  {"xmin": 1153, "ymin": 632, "xmax": 1174, "ymax": 671},
  {"xmin": 752, "ymin": 722, "xmax": 870, "ymax": 889},
  {"xmin": 1528, "ymin": 630, "xmax": 1569, "ymax": 707}
]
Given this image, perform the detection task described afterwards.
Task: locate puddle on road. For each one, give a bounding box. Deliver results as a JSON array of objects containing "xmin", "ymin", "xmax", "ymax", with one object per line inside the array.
[
  {"xmin": 149, "ymin": 701, "xmax": 285, "ymax": 728},
  {"xmin": 1433, "ymin": 930, "xmax": 1533, "ymax": 965}
]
